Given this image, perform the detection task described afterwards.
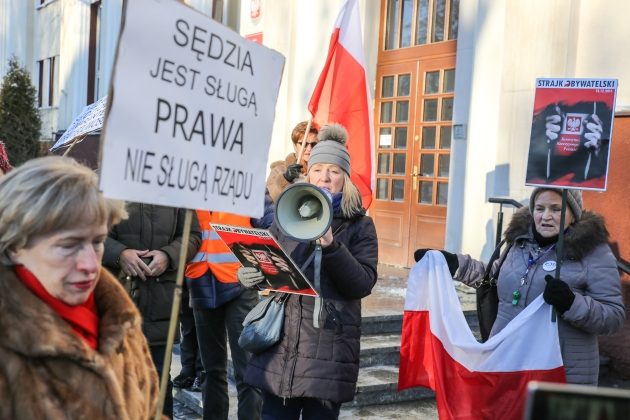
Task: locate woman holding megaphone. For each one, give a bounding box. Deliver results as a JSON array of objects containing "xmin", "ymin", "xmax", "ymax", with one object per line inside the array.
[{"xmin": 237, "ymin": 124, "xmax": 378, "ymax": 419}]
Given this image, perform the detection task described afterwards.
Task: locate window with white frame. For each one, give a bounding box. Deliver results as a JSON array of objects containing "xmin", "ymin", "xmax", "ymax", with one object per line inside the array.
[{"xmin": 36, "ymin": 56, "xmax": 58, "ymax": 108}]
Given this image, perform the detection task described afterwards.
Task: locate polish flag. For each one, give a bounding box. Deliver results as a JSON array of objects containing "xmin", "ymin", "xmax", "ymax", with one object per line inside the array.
[
  {"xmin": 308, "ymin": 0, "xmax": 375, "ymax": 208},
  {"xmin": 398, "ymin": 251, "xmax": 566, "ymax": 420}
]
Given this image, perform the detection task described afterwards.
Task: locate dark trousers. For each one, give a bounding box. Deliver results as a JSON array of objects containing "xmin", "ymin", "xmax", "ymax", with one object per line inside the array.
[
  {"xmin": 193, "ymin": 288, "xmax": 263, "ymax": 420},
  {"xmin": 179, "ymin": 284, "xmax": 203, "ymax": 377},
  {"xmin": 150, "ymin": 344, "xmax": 173, "ymax": 417},
  {"xmin": 261, "ymin": 391, "xmax": 341, "ymax": 420}
]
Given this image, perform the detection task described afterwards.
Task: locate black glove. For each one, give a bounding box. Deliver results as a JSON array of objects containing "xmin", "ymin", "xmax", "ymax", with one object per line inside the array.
[
  {"xmin": 414, "ymin": 249, "xmax": 459, "ymax": 276},
  {"xmin": 543, "ymin": 275, "xmax": 575, "ymax": 314},
  {"xmin": 283, "ymin": 163, "xmax": 303, "ymax": 182}
]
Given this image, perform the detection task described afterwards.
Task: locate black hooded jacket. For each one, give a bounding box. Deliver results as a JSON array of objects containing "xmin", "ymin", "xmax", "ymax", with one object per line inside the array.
[{"xmin": 244, "ymin": 211, "xmax": 378, "ymax": 402}]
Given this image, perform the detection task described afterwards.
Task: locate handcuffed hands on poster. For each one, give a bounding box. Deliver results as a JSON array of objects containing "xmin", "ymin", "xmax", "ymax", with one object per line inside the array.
[
  {"xmin": 211, "ymin": 224, "xmax": 318, "ymax": 296},
  {"xmin": 526, "ymin": 78, "xmax": 617, "ymax": 191}
]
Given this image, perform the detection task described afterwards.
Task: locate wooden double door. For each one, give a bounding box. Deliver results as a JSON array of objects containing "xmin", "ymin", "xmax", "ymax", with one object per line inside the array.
[{"xmin": 372, "ymin": 54, "xmax": 455, "ymax": 267}]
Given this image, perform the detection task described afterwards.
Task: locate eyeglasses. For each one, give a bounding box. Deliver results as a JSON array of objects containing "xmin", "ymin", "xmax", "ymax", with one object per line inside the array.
[{"xmin": 294, "ymin": 141, "xmax": 318, "ymax": 149}]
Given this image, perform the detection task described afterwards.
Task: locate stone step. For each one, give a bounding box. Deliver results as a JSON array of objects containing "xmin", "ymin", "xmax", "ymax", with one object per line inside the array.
[
  {"xmin": 173, "ymin": 387, "xmax": 203, "ymax": 418},
  {"xmin": 174, "ymin": 362, "xmax": 436, "ymax": 414},
  {"xmin": 361, "ymin": 314, "xmax": 403, "ymax": 335},
  {"xmin": 361, "ymin": 309, "xmax": 479, "ymax": 334},
  {"xmin": 360, "ymin": 333, "xmax": 401, "ymax": 367},
  {"xmin": 344, "ymin": 364, "xmax": 434, "ymax": 408},
  {"xmin": 224, "ymin": 331, "xmax": 402, "ymax": 379}
]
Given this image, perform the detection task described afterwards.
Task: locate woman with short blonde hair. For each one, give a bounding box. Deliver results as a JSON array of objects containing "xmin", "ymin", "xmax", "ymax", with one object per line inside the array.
[
  {"xmin": 0, "ymin": 156, "xmax": 126, "ymax": 263},
  {"xmin": 0, "ymin": 156, "xmax": 161, "ymax": 419}
]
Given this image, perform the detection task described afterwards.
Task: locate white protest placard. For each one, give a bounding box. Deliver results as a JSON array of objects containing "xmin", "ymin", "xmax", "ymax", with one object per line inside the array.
[
  {"xmin": 99, "ymin": 0, "xmax": 285, "ymax": 217},
  {"xmin": 50, "ymin": 96, "xmax": 107, "ymax": 152}
]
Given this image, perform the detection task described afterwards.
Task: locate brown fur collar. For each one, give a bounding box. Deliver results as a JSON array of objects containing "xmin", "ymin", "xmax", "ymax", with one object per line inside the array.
[
  {"xmin": 504, "ymin": 207, "xmax": 609, "ymax": 260},
  {"xmin": 269, "ymin": 153, "xmax": 297, "ymax": 170},
  {"xmin": 0, "ymin": 265, "xmax": 140, "ymax": 358}
]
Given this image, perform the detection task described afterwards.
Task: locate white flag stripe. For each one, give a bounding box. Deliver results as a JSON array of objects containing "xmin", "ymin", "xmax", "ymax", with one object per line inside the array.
[
  {"xmin": 405, "ymin": 251, "xmax": 564, "ymax": 372},
  {"xmin": 336, "ymin": 0, "xmax": 366, "ymax": 67}
]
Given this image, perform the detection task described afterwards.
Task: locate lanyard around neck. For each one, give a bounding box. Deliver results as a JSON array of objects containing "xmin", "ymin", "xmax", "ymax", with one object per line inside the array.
[{"xmin": 520, "ymin": 244, "xmax": 556, "ymax": 285}]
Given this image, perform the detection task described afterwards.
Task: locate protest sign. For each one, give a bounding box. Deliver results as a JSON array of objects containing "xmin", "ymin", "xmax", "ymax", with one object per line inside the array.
[
  {"xmin": 50, "ymin": 96, "xmax": 107, "ymax": 152},
  {"xmin": 99, "ymin": 0, "xmax": 284, "ymax": 217},
  {"xmin": 211, "ymin": 224, "xmax": 317, "ymax": 296},
  {"xmin": 525, "ymin": 78, "xmax": 617, "ymax": 191}
]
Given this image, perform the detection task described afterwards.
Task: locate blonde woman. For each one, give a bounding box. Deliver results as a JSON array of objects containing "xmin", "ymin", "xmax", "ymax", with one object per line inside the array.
[
  {"xmin": 0, "ymin": 157, "xmax": 161, "ymax": 419},
  {"xmin": 238, "ymin": 124, "xmax": 378, "ymax": 419}
]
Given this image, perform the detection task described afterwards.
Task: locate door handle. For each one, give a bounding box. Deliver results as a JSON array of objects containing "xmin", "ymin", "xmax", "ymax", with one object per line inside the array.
[{"xmin": 412, "ymin": 165, "xmax": 418, "ymax": 190}]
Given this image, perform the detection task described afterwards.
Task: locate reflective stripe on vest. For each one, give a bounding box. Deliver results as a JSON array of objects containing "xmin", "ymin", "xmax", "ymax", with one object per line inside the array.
[
  {"xmin": 191, "ymin": 252, "xmax": 240, "ymax": 264},
  {"xmin": 185, "ymin": 211, "xmax": 252, "ymax": 283}
]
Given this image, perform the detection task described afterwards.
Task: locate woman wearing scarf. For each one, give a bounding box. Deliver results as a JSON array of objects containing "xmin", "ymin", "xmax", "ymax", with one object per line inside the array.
[
  {"xmin": 0, "ymin": 140, "xmax": 11, "ymax": 176},
  {"xmin": 237, "ymin": 124, "xmax": 379, "ymax": 419},
  {"xmin": 416, "ymin": 187, "xmax": 624, "ymax": 385},
  {"xmin": 0, "ymin": 157, "xmax": 161, "ymax": 419}
]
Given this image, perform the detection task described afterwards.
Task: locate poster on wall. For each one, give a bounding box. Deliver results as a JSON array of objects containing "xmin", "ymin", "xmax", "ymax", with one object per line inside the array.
[
  {"xmin": 525, "ymin": 78, "xmax": 618, "ymax": 191},
  {"xmin": 211, "ymin": 224, "xmax": 317, "ymax": 296}
]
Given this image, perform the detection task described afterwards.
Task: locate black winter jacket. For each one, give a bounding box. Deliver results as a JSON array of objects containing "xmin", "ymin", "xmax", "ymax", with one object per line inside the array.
[
  {"xmin": 244, "ymin": 213, "xmax": 378, "ymax": 403},
  {"xmin": 103, "ymin": 203, "xmax": 201, "ymax": 345}
]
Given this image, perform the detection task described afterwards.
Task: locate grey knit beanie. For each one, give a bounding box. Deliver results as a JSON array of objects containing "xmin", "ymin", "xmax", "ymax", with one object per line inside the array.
[
  {"xmin": 529, "ymin": 187, "xmax": 583, "ymax": 221},
  {"xmin": 308, "ymin": 123, "xmax": 350, "ymax": 175}
]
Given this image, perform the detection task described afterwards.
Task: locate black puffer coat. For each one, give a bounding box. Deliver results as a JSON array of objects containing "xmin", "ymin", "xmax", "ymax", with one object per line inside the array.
[
  {"xmin": 244, "ymin": 213, "xmax": 378, "ymax": 403},
  {"xmin": 103, "ymin": 203, "xmax": 201, "ymax": 345}
]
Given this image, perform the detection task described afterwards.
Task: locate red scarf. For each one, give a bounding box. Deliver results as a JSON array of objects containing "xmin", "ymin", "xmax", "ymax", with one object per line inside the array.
[{"xmin": 15, "ymin": 265, "xmax": 100, "ymax": 350}]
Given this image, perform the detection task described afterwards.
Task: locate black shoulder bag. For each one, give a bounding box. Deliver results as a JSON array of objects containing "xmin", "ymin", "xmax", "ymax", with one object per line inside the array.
[{"xmin": 476, "ymin": 239, "xmax": 511, "ymax": 342}]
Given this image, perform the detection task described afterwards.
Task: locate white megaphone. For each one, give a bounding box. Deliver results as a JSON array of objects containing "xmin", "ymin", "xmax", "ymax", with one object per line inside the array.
[{"xmin": 275, "ymin": 183, "xmax": 333, "ymax": 242}]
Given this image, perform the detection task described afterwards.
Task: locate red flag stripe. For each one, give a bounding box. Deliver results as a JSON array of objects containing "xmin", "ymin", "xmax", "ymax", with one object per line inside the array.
[
  {"xmin": 399, "ymin": 311, "xmax": 566, "ymax": 420},
  {"xmin": 398, "ymin": 252, "xmax": 566, "ymax": 420}
]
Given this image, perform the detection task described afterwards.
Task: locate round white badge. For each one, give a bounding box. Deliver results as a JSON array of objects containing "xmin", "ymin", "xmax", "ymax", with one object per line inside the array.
[{"xmin": 542, "ymin": 260, "xmax": 557, "ymax": 272}]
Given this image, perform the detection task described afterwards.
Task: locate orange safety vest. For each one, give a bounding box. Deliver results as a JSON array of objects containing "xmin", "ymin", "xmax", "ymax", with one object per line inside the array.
[{"xmin": 185, "ymin": 211, "xmax": 252, "ymax": 283}]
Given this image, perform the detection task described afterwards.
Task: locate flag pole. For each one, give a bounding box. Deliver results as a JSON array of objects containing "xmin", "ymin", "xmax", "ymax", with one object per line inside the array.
[
  {"xmin": 295, "ymin": 117, "xmax": 313, "ymax": 165},
  {"xmin": 551, "ymin": 188, "xmax": 568, "ymax": 322},
  {"xmin": 154, "ymin": 209, "xmax": 192, "ymax": 419}
]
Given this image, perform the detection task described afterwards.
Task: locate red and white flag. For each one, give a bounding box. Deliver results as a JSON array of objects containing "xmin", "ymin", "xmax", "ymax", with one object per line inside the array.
[
  {"xmin": 398, "ymin": 251, "xmax": 566, "ymax": 420},
  {"xmin": 308, "ymin": 0, "xmax": 375, "ymax": 208}
]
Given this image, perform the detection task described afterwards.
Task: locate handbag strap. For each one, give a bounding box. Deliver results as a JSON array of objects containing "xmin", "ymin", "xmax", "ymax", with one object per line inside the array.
[
  {"xmin": 481, "ymin": 239, "xmax": 512, "ymax": 285},
  {"xmin": 312, "ymin": 244, "xmax": 323, "ymax": 328},
  {"xmin": 299, "ymin": 219, "xmax": 352, "ymax": 329},
  {"xmin": 297, "ymin": 244, "xmax": 324, "ymax": 329}
]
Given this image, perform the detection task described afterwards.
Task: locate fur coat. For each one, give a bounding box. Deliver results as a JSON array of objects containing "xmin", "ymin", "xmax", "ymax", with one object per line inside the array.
[
  {"xmin": 457, "ymin": 208, "xmax": 625, "ymax": 384},
  {"xmin": 0, "ymin": 265, "xmax": 161, "ymax": 419}
]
